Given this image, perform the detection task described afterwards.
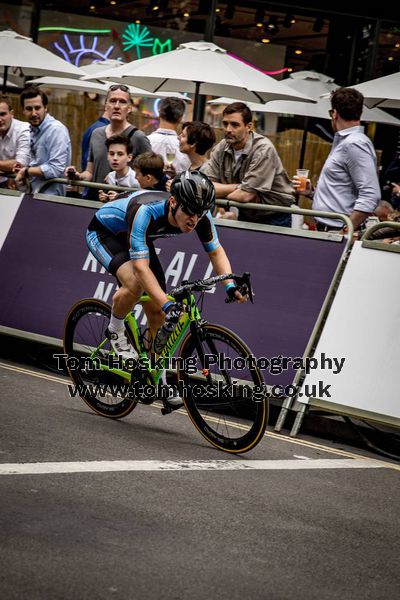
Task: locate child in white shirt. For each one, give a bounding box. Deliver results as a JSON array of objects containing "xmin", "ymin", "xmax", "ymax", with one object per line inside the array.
[{"xmin": 99, "ymin": 134, "xmax": 139, "ymax": 202}]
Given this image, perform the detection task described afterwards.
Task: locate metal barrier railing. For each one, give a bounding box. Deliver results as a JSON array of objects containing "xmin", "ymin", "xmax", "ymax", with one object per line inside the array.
[
  {"xmin": 216, "ymin": 198, "xmax": 353, "ymax": 237},
  {"xmin": 35, "ymin": 177, "xmax": 353, "ymax": 236},
  {"xmin": 360, "ymin": 221, "xmax": 400, "ymax": 254},
  {"xmin": 1, "ymin": 171, "xmax": 31, "ymax": 194},
  {"xmin": 37, "ymin": 177, "xmax": 135, "ymax": 195}
]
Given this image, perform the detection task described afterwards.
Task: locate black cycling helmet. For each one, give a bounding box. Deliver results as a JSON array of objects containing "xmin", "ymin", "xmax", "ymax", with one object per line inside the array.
[{"xmin": 170, "ymin": 170, "xmax": 215, "ymax": 217}]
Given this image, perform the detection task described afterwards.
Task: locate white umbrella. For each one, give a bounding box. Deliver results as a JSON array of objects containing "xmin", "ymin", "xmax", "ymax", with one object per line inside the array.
[
  {"xmin": 81, "ymin": 59, "xmax": 126, "ymax": 75},
  {"xmin": 0, "ymin": 77, "xmax": 17, "ymax": 88},
  {"xmin": 282, "ymin": 71, "xmax": 338, "ymax": 101},
  {"xmin": 209, "ymin": 96, "xmax": 400, "ymax": 126},
  {"xmin": 29, "ymin": 75, "xmax": 190, "ymax": 100},
  {"xmin": 82, "ymin": 41, "xmax": 313, "ymax": 119},
  {"xmin": 30, "ymin": 58, "xmax": 190, "ymax": 100},
  {"xmin": 352, "ymin": 72, "xmax": 400, "ymax": 109},
  {"xmin": 208, "ymin": 95, "xmax": 400, "ymax": 171},
  {"xmin": 272, "ymin": 71, "xmax": 338, "ymax": 167},
  {"xmin": 0, "ymin": 29, "xmax": 83, "ymax": 91}
]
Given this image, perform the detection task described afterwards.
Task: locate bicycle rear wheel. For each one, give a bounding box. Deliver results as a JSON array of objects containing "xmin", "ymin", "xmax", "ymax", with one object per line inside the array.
[
  {"xmin": 63, "ymin": 298, "xmax": 138, "ymax": 418},
  {"xmin": 178, "ymin": 324, "xmax": 268, "ymax": 453}
]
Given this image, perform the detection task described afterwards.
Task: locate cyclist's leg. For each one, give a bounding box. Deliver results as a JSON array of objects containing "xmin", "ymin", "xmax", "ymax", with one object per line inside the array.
[
  {"xmin": 86, "ymin": 222, "xmax": 140, "ymax": 358},
  {"xmin": 141, "ymin": 248, "xmax": 181, "ymax": 405},
  {"xmin": 140, "ymin": 244, "xmax": 166, "ymax": 339},
  {"xmin": 142, "ymin": 300, "xmax": 164, "ymax": 339},
  {"xmin": 113, "ymin": 261, "xmax": 143, "ymax": 318}
]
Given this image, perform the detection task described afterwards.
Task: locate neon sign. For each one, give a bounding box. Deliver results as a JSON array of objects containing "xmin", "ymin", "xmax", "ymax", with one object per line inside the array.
[
  {"xmin": 228, "ymin": 52, "xmax": 289, "ymax": 76},
  {"xmin": 53, "ymin": 34, "xmax": 115, "ymax": 66},
  {"xmin": 40, "ymin": 24, "xmax": 172, "ymax": 65},
  {"xmin": 122, "ymin": 23, "xmax": 172, "ymax": 58}
]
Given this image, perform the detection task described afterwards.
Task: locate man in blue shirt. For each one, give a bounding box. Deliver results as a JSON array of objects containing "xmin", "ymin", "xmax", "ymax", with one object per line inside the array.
[
  {"xmin": 15, "ymin": 86, "xmax": 71, "ymax": 196},
  {"xmin": 294, "ymin": 88, "xmax": 380, "ymax": 232}
]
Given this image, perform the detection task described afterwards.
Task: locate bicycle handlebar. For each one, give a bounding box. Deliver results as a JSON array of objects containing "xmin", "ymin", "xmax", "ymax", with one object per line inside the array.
[{"xmin": 171, "ymin": 272, "xmax": 253, "ymax": 303}]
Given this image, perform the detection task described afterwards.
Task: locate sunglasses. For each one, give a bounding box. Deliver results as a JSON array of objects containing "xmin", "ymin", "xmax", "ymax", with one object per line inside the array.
[
  {"xmin": 108, "ymin": 84, "xmax": 130, "ymax": 92},
  {"xmin": 180, "ymin": 205, "xmax": 208, "ymax": 219}
]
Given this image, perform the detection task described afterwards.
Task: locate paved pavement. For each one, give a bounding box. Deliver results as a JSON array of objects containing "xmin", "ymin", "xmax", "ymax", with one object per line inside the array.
[{"xmin": 0, "ymin": 358, "xmax": 399, "ymax": 600}]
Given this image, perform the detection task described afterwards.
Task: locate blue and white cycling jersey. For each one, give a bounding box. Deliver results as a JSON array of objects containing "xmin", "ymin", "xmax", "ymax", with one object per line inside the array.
[{"xmin": 93, "ymin": 189, "xmax": 221, "ymax": 260}]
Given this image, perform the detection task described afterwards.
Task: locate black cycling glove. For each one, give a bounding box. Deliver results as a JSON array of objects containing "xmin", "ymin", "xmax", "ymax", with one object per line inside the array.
[{"xmin": 225, "ymin": 283, "xmax": 239, "ymax": 303}]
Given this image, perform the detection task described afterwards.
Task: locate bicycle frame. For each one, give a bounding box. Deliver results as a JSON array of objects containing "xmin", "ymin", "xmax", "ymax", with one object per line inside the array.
[{"xmin": 94, "ymin": 292, "xmax": 202, "ymax": 386}]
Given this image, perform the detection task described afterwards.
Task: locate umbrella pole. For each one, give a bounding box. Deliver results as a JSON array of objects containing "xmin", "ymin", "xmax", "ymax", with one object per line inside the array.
[
  {"xmin": 193, "ymin": 81, "xmax": 204, "ymax": 121},
  {"xmin": 299, "ymin": 116, "xmax": 309, "ymax": 169},
  {"xmin": 2, "ymin": 66, "xmax": 8, "ymax": 93}
]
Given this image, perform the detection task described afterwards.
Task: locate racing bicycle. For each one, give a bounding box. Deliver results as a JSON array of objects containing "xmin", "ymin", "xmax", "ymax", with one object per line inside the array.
[{"xmin": 63, "ymin": 273, "xmax": 268, "ymax": 453}]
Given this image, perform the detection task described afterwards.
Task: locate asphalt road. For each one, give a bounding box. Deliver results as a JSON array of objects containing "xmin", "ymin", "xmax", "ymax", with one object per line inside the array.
[{"xmin": 0, "ymin": 357, "xmax": 399, "ymax": 600}]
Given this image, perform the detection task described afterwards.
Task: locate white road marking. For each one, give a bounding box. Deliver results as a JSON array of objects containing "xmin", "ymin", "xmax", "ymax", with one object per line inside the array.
[{"xmin": 0, "ymin": 458, "xmax": 391, "ymax": 475}]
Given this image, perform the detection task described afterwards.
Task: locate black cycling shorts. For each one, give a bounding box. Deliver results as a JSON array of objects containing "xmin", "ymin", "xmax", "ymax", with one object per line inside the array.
[{"xmin": 86, "ymin": 216, "xmax": 166, "ymax": 291}]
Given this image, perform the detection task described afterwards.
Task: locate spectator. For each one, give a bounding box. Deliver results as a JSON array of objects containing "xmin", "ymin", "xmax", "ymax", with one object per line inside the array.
[
  {"xmin": 367, "ymin": 200, "xmax": 400, "ymax": 242},
  {"xmin": 177, "ymin": 120, "xmax": 239, "ymax": 220},
  {"xmin": 381, "ymin": 151, "xmax": 400, "ymax": 209},
  {"xmin": 98, "ymin": 134, "xmax": 139, "ymax": 203},
  {"xmin": 390, "ymin": 182, "xmax": 400, "ymax": 209},
  {"xmin": 147, "ymin": 97, "xmax": 190, "ymax": 174},
  {"xmin": 81, "ymin": 109, "xmax": 109, "ymax": 172},
  {"xmin": 178, "ymin": 120, "xmax": 216, "ymax": 171},
  {"xmin": 70, "ymin": 84, "xmax": 150, "ymax": 199},
  {"xmin": 203, "ymin": 102, "xmax": 295, "ymax": 227},
  {"xmin": 294, "ymin": 88, "xmax": 381, "ymax": 232},
  {"xmin": 15, "ymin": 86, "xmax": 71, "ymax": 195},
  {"xmin": 0, "ymin": 95, "xmax": 30, "ymax": 189},
  {"xmin": 374, "ymin": 200, "xmax": 394, "ymax": 222},
  {"xmin": 133, "ymin": 151, "xmax": 169, "ymax": 191}
]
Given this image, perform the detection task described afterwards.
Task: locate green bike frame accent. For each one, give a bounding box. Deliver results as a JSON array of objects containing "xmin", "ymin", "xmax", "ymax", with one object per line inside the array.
[{"xmin": 96, "ymin": 293, "xmax": 201, "ymax": 384}]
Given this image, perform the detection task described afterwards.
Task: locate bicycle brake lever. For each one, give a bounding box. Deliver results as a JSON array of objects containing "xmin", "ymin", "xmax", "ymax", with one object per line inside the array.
[{"xmin": 237, "ymin": 272, "xmax": 254, "ymax": 303}]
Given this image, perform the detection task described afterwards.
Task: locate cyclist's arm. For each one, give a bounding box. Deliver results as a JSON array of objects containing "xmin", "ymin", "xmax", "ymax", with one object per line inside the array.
[
  {"xmin": 208, "ymin": 245, "xmax": 233, "ymax": 278},
  {"xmin": 208, "ymin": 246, "xmax": 247, "ymax": 303},
  {"xmin": 197, "ymin": 214, "xmax": 245, "ymax": 302}
]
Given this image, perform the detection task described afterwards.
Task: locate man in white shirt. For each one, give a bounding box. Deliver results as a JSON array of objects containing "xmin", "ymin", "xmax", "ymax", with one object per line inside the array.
[
  {"xmin": 0, "ymin": 95, "xmax": 30, "ymax": 188},
  {"xmin": 147, "ymin": 97, "xmax": 190, "ymax": 175}
]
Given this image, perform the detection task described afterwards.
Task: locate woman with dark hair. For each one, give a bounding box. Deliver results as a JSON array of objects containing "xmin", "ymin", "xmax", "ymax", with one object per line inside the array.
[
  {"xmin": 178, "ymin": 121, "xmax": 216, "ymax": 171},
  {"xmin": 178, "ymin": 120, "xmax": 238, "ymax": 220}
]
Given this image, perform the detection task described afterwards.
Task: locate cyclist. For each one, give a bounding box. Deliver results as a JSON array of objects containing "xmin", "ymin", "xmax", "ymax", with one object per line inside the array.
[{"xmin": 86, "ymin": 170, "xmax": 247, "ymax": 399}]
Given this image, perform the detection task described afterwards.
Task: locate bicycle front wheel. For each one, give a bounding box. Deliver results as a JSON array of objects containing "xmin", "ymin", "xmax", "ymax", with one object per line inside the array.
[
  {"xmin": 63, "ymin": 298, "xmax": 138, "ymax": 418},
  {"xmin": 178, "ymin": 324, "xmax": 268, "ymax": 453}
]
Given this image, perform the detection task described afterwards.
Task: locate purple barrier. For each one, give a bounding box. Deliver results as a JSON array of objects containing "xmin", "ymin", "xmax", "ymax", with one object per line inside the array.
[{"xmin": 0, "ymin": 195, "xmax": 346, "ymax": 386}]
